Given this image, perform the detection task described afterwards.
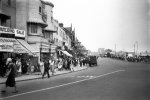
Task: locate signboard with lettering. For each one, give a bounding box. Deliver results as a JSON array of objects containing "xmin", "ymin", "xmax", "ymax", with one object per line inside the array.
[
  {"xmin": 41, "ymin": 48, "xmax": 49, "ymax": 53},
  {"xmin": 14, "ymin": 29, "xmax": 26, "ymax": 38},
  {"xmin": 0, "ymin": 42, "xmax": 13, "ymax": 52},
  {"xmin": 0, "ymin": 26, "xmax": 14, "ymax": 34}
]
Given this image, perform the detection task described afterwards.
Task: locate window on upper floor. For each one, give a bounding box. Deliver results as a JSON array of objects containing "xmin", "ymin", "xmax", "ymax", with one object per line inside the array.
[
  {"xmin": 39, "ymin": 6, "xmax": 42, "ymax": 14},
  {"xmin": 1, "ymin": 19, "xmax": 7, "ymax": 26},
  {"xmin": 0, "ymin": 0, "xmax": 2, "ymax": 9},
  {"xmin": 7, "ymin": 0, "xmax": 11, "ymax": 6},
  {"xmin": 31, "ymin": 24, "xmax": 37, "ymax": 33},
  {"xmin": 45, "ymin": 32, "xmax": 50, "ymax": 39}
]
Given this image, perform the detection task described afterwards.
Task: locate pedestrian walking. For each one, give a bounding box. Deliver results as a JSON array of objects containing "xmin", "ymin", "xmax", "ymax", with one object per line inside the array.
[
  {"xmin": 39, "ymin": 59, "xmax": 44, "ymax": 75},
  {"xmin": 16, "ymin": 58, "xmax": 22, "ymax": 76},
  {"xmin": 58, "ymin": 58, "xmax": 63, "ymax": 71},
  {"xmin": 42, "ymin": 59, "xmax": 50, "ymax": 78},
  {"xmin": 27, "ymin": 59, "xmax": 31, "ymax": 74},
  {"xmin": 1, "ymin": 58, "xmax": 18, "ymax": 93},
  {"xmin": 70, "ymin": 59, "xmax": 74, "ymax": 72},
  {"xmin": 49, "ymin": 58, "xmax": 55, "ymax": 75}
]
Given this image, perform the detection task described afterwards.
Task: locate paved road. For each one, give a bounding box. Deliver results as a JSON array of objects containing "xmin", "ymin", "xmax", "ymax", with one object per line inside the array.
[{"xmin": 0, "ymin": 58, "xmax": 150, "ymax": 100}]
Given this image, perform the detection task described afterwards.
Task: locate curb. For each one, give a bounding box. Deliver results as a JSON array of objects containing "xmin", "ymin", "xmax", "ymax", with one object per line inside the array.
[{"xmin": 0, "ymin": 67, "xmax": 88, "ymax": 84}]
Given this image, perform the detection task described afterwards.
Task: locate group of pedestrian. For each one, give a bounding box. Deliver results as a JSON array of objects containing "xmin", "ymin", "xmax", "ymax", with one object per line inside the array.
[
  {"xmin": 39, "ymin": 58, "xmax": 55, "ymax": 79},
  {"xmin": 39, "ymin": 57, "xmax": 77, "ymax": 79}
]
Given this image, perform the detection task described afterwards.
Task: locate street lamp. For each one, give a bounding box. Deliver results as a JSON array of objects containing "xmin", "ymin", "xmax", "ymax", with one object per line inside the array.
[
  {"xmin": 134, "ymin": 41, "xmax": 138, "ymax": 56},
  {"xmin": 40, "ymin": 38, "xmax": 42, "ymax": 60},
  {"xmin": 49, "ymin": 43, "xmax": 51, "ymax": 58}
]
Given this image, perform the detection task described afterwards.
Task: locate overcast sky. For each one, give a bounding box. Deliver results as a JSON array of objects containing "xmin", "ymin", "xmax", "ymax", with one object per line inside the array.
[{"xmin": 47, "ymin": 0, "xmax": 149, "ymax": 52}]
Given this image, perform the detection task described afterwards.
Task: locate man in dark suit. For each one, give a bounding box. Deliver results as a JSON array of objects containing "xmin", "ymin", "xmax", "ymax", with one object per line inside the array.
[{"xmin": 42, "ymin": 59, "xmax": 50, "ymax": 78}]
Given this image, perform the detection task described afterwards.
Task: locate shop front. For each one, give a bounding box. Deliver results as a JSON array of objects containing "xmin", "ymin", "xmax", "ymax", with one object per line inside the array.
[
  {"xmin": 40, "ymin": 44, "xmax": 50, "ymax": 60},
  {"xmin": 50, "ymin": 44, "xmax": 57, "ymax": 58},
  {"xmin": 14, "ymin": 28, "xmax": 38, "ymax": 70},
  {"xmin": 0, "ymin": 26, "xmax": 38, "ymax": 76},
  {"xmin": 0, "ymin": 26, "xmax": 16, "ymax": 65}
]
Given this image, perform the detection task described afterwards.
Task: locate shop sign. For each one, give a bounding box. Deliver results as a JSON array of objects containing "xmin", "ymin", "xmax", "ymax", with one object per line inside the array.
[
  {"xmin": 41, "ymin": 48, "xmax": 49, "ymax": 53},
  {"xmin": 0, "ymin": 42, "xmax": 13, "ymax": 52},
  {"xmin": 0, "ymin": 26, "xmax": 14, "ymax": 34},
  {"xmin": 14, "ymin": 29, "xmax": 26, "ymax": 38}
]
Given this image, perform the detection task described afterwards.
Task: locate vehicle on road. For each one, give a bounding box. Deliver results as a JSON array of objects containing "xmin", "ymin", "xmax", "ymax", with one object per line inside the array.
[{"xmin": 88, "ymin": 55, "xmax": 98, "ymax": 67}]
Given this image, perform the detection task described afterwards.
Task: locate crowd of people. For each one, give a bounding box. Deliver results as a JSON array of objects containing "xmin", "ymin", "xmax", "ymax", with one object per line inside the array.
[
  {"xmin": 0, "ymin": 56, "xmax": 90, "ymax": 93},
  {"xmin": 39, "ymin": 56, "xmax": 90, "ymax": 78},
  {"xmin": 0, "ymin": 56, "xmax": 90, "ymax": 78},
  {"xmin": 0, "ymin": 57, "xmax": 33, "ymax": 77}
]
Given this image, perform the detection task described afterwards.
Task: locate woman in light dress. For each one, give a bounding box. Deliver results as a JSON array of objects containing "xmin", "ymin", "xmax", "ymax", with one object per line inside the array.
[
  {"xmin": 49, "ymin": 58, "xmax": 55, "ymax": 75},
  {"xmin": 16, "ymin": 58, "xmax": 22, "ymax": 76},
  {"xmin": 39, "ymin": 59, "xmax": 44, "ymax": 75}
]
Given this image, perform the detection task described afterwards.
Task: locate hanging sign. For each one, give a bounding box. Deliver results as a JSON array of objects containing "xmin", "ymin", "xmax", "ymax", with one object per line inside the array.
[
  {"xmin": 14, "ymin": 29, "xmax": 26, "ymax": 38},
  {"xmin": 41, "ymin": 48, "xmax": 49, "ymax": 53},
  {"xmin": 0, "ymin": 26, "xmax": 14, "ymax": 34}
]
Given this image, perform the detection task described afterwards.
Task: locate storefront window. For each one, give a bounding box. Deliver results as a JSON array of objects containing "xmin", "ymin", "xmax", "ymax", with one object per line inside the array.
[
  {"xmin": 7, "ymin": 0, "xmax": 11, "ymax": 6},
  {"xmin": 1, "ymin": 19, "xmax": 6, "ymax": 26},
  {"xmin": 31, "ymin": 24, "xmax": 37, "ymax": 33},
  {"xmin": 39, "ymin": 6, "xmax": 42, "ymax": 14}
]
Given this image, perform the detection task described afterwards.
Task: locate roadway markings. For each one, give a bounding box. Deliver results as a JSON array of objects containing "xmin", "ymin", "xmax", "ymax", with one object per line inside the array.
[
  {"xmin": 0, "ymin": 70, "xmax": 125, "ymax": 100},
  {"xmin": 64, "ymin": 75, "xmax": 95, "ymax": 78}
]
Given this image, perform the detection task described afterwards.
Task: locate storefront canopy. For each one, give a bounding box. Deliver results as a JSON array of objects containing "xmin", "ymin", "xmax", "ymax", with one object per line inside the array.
[
  {"xmin": 14, "ymin": 41, "xmax": 29, "ymax": 54},
  {"xmin": 61, "ymin": 50, "xmax": 73, "ymax": 57},
  {"xmin": 16, "ymin": 39, "xmax": 38, "ymax": 55},
  {"xmin": 0, "ymin": 37, "xmax": 37, "ymax": 56}
]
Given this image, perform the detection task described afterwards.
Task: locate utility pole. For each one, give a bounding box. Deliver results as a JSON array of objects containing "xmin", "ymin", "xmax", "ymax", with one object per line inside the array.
[
  {"xmin": 115, "ymin": 44, "xmax": 116, "ymax": 56},
  {"xmin": 136, "ymin": 41, "xmax": 138, "ymax": 56},
  {"xmin": 134, "ymin": 41, "xmax": 138, "ymax": 56},
  {"xmin": 134, "ymin": 44, "xmax": 135, "ymax": 56}
]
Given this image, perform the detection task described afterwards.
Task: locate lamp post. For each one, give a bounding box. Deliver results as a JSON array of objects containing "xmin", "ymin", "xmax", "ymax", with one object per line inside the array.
[
  {"xmin": 135, "ymin": 41, "xmax": 138, "ymax": 56},
  {"xmin": 134, "ymin": 41, "xmax": 138, "ymax": 56},
  {"xmin": 115, "ymin": 44, "xmax": 116, "ymax": 56},
  {"xmin": 49, "ymin": 43, "xmax": 51, "ymax": 58},
  {"xmin": 40, "ymin": 38, "xmax": 42, "ymax": 61}
]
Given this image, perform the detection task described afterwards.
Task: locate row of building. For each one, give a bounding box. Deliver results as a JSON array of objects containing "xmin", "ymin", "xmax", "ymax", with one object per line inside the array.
[
  {"xmin": 98, "ymin": 48, "xmax": 150, "ymax": 58},
  {"xmin": 0, "ymin": 0, "xmax": 87, "ymax": 64}
]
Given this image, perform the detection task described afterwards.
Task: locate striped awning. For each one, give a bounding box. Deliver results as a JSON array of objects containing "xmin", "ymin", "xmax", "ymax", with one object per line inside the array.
[
  {"xmin": 0, "ymin": 37, "xmax": 35, "ymax": 54},
  {"xmin": 0, "ymin": 37, "xmax": 27, "ymax": 53},
  {"xmin": 13, "ymin": 40, "xmax": 29, "ymax": 54},
  {"xmin": 61, "ymin": 50, "xmax": 73, "ymax": 57},
  {"xmin": 16, "ymin": 39, "xmax": 38, "ymax": 53}
]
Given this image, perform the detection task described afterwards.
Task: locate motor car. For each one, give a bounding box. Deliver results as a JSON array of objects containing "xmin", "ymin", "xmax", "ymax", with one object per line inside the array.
[{"xmin": 88, "ymin": 55, "xmax": 98, "ymax": 67}]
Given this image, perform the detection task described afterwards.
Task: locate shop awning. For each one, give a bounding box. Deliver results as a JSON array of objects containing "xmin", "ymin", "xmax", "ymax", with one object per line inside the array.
[
  {"xmin": 61, "ymin": 50, "xmax": 73, "ymax": 57},
  {"xmin": 0, "ymin": 38, "xmax": 37, "ymax": 55},
  {"xmin": 13, "ymin": 40, "xmax": 29, "ymax": 54},
  {"xmin": 16, "ymin": 39, "xmax": 38, "ymax": 55},
  {"xmin": 0, "ymin": 37, "xmax": 27, "ymax": 53}
]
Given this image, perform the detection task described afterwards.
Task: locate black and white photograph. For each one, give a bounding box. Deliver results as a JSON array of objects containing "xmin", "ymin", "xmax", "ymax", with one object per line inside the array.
[{"xmin": 0, "ymin": 0, "xmax": 150, "ymax": 100}]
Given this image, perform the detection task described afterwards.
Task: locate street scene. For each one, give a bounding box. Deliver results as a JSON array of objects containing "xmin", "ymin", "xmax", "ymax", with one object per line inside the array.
[
  {"xmin": 0, "ymin": 58, "xmax": 150, "ymax": 100},
  {"xmin": 0, "ymin": 0, "xmax": 150, "ymax": 100}
]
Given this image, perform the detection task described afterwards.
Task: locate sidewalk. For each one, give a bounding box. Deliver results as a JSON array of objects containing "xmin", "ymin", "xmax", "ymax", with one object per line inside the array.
[{"xmin": 0, "ymin": 66, "xmax": 88, "ymax": 84}]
